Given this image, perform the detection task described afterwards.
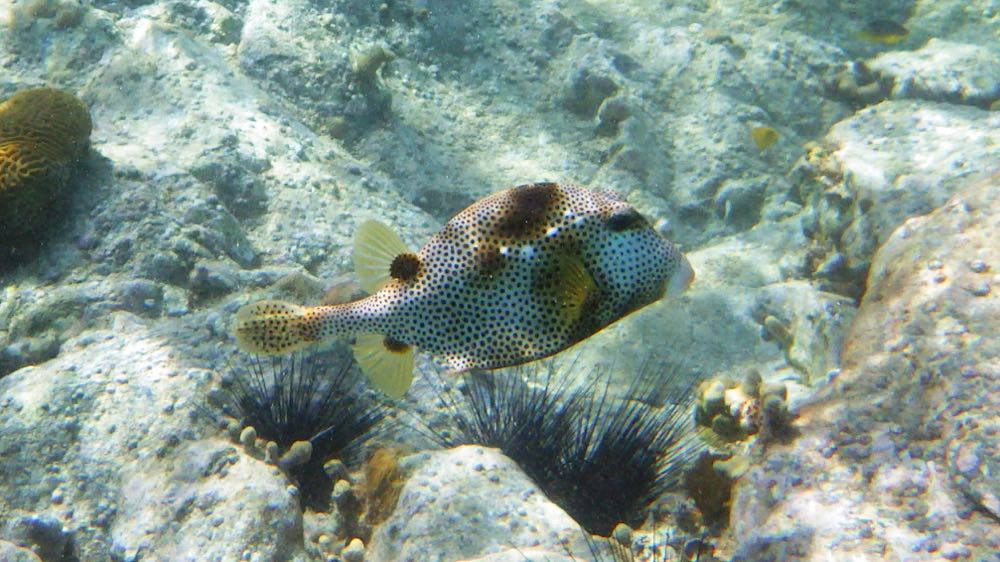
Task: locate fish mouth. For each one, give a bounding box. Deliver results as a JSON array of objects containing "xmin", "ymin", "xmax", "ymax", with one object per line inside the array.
[{"xmin": 666, "ymin": 255, "xmax": 694, "ymax": 297}]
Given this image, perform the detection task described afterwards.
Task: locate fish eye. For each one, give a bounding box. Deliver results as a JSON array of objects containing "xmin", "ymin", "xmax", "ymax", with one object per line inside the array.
[{"xmin": 606, "ymin": 208, "xmax": 645, "ymax": 232}]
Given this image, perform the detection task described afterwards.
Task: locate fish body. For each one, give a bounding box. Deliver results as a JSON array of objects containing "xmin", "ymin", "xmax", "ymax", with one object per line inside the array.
[
  {"xmin": 859, "ymin": 19, "xmax": 909, "ymax": 44},
  {"xmin": 751, "ymin": 126, "xmax": 779, "ymax": 150},
  {"xmin": 236, "ymin": 183, "xmax": 693, "ymax": 396}
]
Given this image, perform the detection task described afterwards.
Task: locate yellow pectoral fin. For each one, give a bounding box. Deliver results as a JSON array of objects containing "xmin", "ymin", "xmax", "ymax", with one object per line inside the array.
[
  {"xmin": 352, "ymin": 220, "xmax": 412, "ymax": 294},
  {"xmin": 553, "ymin": 253, "xmax": 597, "ymax": 324},
  {"xmin": 352, "ymin": 333, "xmax": 415, "ymax": 399}
]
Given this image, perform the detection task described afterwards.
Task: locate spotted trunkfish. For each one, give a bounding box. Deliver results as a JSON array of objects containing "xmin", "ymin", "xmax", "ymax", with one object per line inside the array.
[{"xmin": 235, "ymin": 183, "xmax": 694, "ymax": 398}]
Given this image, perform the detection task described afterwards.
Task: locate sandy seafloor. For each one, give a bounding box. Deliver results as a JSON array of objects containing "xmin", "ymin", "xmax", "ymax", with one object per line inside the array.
[{"xmin": 0, "ymin": 0, "xmax": 998, "ymax": 560}]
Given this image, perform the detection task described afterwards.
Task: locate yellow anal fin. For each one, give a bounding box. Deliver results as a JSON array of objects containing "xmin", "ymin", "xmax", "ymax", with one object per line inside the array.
[
  {"xmin": 552, "ymin": 253, "xmax": 597, "ymax": 324},
  {"xmin": 352, "ymin": 333, "xmax": 415, "ymax": 399},
  {"xmin": 352, "ymin": 220, "xmax": 412, "ymax": 294},
  {"xmin": 234, "ymin": 300, "xmax": 313, "ymax": 355}
]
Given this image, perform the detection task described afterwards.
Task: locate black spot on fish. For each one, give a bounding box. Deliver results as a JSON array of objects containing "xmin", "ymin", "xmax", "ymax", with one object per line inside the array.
[
  {"xmin": 607, "ymin": 208, "xmax": 646, "ymax": 232},
  {"xmin": 497, "ymin": 182, "xmax": 558, "ymax": 238},
  {"xmin": 390, "ymin": 253, "xmax": 421, "ymax": 281},
  {"xmin": 300, "ymin": 310, "xmax": 324, "ymax": 341},
  {"xmin": 383, "ymin": 336, "xmax": 410, "ymax": 353}
]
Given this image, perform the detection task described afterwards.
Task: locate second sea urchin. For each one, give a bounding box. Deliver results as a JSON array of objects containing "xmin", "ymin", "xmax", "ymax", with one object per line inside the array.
[
  {"xmin": 214, "ymin": 348, "xmax": 388, "ymax": 510},
  {"xmin": 434, "ymin": 360, "xmax": 704, "ymax": 536}
]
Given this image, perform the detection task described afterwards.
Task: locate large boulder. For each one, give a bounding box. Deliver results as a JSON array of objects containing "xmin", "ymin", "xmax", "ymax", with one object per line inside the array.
[
  {"xmin": 0, "ymin": 313, "xmax": 306, "ymax": 561},
  {"xmin": 367, "ymin": 446, "xmax": 590, "ymax": 562},
  {"xmin": 728, "ymin": 171, "xmax": 1000, "ymax": 561},
  {"xmin": 800, "ymin": 100, "xmax": 1000, "ymax": 277}
]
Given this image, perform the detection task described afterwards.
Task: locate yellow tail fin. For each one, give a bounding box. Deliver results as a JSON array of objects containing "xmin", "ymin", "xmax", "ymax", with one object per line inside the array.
[
  {"xmin": 234, "ymin": 300, "xmax": 313, "ymax": 354},
  {"xmin": 352, "ymin": 333, "xmax": 414, "ymax": 399},
  {"xmin": 352, "ymin": 220, "xmax": 412, "ymax": 294}
]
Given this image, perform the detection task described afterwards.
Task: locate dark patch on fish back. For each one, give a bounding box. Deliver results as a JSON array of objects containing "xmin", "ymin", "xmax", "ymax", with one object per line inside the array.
[
  {"xmin": 607, "ymin": 208, "xmax": 646, "ymax": 232},
  {"xmin": 496, "ymin": 182, "xmax": 559, "ymax": 238},
  {"xmin": 390, "ymin": 253, "xmax": 421, "ymax": 281}
]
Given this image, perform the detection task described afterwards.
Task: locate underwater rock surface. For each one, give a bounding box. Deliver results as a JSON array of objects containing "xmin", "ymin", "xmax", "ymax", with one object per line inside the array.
[
  {"xmin": 0, "ymin": 313, "xmax": 304, "ymax": 559},
  {"xmin": 802, "ymin": 100, "xmax": 1000, "ymax": 276},
  {"xmin": 867, "ymin": 39, "xmax": 1000, "ymax": 107},
  {"xmin": 1, "ymin": 0, "xmax": 999, "ymax": 559},
  {"xmin": 729, "ymin": 172, "xmax": 1000, "ymax": 561},
  {"xmin": 368, "ymin": 446, "xmax": 588, "ymax": 562}
]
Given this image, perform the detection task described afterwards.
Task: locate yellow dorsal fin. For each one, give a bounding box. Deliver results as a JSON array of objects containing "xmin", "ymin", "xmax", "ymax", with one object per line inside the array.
[
  {"xmin": 352, "ymin": 333, "xmax": 414, "ymax": 399},
  {"xmin": 352, "ymin": 220, "xmax": 412, "ymax": 294},
  {"xmin": 234, "ymin": 300, "xmax": 311, "ymax": 354},
  {"xmin": 553, "ymin": 253, "xmax": 597, "ymax": 323}
]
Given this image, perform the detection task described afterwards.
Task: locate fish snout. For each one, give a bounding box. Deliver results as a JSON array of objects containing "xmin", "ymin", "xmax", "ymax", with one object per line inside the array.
[{"xmin": 666, "ymin": 254, "xmax": 695, "ymax": 297}]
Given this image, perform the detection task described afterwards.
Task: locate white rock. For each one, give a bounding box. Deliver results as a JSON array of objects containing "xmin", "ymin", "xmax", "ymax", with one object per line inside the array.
[{"xmin": 367, "ymin": 446, "xmax": 590, "ymax": 562}]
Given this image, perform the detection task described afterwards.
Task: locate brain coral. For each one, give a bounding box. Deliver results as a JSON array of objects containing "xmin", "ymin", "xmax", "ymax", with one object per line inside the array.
[{"xmin": 0, "ymin": 87, "xmax": 91, "ymax": 239}]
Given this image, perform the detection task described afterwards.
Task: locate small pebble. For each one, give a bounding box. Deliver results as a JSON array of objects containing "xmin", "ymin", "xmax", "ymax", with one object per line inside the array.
[
  {"xmin": 278, "ymin": 440, "xmax": 313, "ymax": 469},
  {"xmin": 332, "ymin": 479, "xmax": 353, "ymax": 503},
  {"xmin": 611, "ymin": 523, "xmax": 632, "ymax": 546},
  {"xmin": 324, "ymin": 458, "xmax": 347, "ymax": 480},
  {"xmin": 969, "ymin": 282, "xmax": 990, "ymax": 297},
  {"xmin": 342, "ymin": 538, "xmax": 365, "ymax": 562},
  {"xmin": 968, "ymin": 259, "xmax": 988, "ymax": 273},
  {"xmin": 702, "ymin": 380, "xmax": 727, "ymax": 412},
  {"xmin": 226, "ymin": 419, "xmax": 241, "ymax": 441},
  {"xmin": 264, "ymin": 441, "xmax": 280, "ymax": 464},
  {"xmin": 239, "ymin": 426, "xmax": 257, "ymax": 450},
  {"xmin": 684, "ymin": 538, "xmax": 709, "ymax": 559}
]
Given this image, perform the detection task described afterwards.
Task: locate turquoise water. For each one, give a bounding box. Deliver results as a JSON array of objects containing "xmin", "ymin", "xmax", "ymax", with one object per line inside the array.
[{"xmin": 1, "ymin": 1, "xmax": 998, "ymax": 560}]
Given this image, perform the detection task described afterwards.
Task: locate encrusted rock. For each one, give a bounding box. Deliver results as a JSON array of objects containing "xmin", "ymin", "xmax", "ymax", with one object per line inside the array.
[
  {"xmin": 867, "ymin": 39, "xmax": 1000, "ymax": 107},
  {"xmin": 0, "ymin": 540, "xmax": 42, "ymax": 562},
  {"xmin": 696, "ymin": 371, "xmax": 789, "ymax": 443},
  {"xmin": 0, "ymin": 316, "xmax": 305, "ymax": 560},
  {"xmin": 366, "ymin": 446, "xmax": 589, "ymax": 562},
  {"xmin": 799, "ymin": 100, "xmax": 1000, "ymax": 276},
  {"xmin": 729, "ymin": 172, "xmax": 1000, "ymax": 561}
]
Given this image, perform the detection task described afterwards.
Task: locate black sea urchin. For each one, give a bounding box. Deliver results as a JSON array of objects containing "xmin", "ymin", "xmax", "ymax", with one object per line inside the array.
[
  {"xmin": 215, "ymin": 348, "xmax": 387, "ymax": 510},
  {"xmin": 435, "ymin": 360, "xmax": 704, "ymax": 536},
  {"xmin": 441, "ymin": 365, "xmax": 577, "ymax": 489},
  {"xmin": 554, "ymin": 370, "xmax": 702, "ymax": 535}
]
